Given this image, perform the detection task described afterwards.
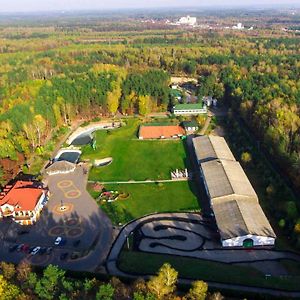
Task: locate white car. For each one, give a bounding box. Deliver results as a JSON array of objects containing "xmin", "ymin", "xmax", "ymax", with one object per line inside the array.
[
  {"xmin": 31, "ymin": 246, "xmax": 41, "ymax": 255},
  {"xmin": 54, "ymin": 236, "xmax": 64, "ymax": 245}
]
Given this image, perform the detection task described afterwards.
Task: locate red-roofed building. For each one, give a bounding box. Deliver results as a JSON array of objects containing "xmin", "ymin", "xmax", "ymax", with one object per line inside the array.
[
  {"xmin": 0, "ymin": 181, "xmax": 48, "ymax": 225},
  {"xmin": 139, "ymin": 125, "xmax": 185, "ymax": 140}
]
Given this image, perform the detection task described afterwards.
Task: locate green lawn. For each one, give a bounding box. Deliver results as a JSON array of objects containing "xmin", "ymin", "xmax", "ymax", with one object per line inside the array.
[
  {"xmin": 89, "ymin": 181, "xmax": 200, "ymax": 224},
  {"xmin": 81, "ymin": 119, "xmax": 188, "ymax": 181},
  {"xmin": 118, "ymin": 251, "xmax": 300, "ymax": 292}
]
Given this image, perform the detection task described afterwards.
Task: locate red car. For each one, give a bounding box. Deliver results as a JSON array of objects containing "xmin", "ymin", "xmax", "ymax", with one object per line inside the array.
[{"xmin": 21, "ymin": 244, "xmax": 30, "ymax": 253}]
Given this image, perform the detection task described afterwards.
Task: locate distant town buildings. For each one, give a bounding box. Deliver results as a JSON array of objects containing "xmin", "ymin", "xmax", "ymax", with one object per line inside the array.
[
  {"xmin": 0, "ymin": 181, "xmax": 48, "ymax": 225},
  {"xmin": 232, "ymin": 23, "xmax": 244, "ymax": 30},
  {"xmin": 175, "ymin": 15, "xmax": 197, "ymax": 26}
]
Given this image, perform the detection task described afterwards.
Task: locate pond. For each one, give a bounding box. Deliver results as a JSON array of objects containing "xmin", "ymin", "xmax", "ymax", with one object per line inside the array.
[
  {"xmin": 56, "ymin": 151, "xmax": 81, "ymax": 164},
  {"xmin": 71, "ymin": 133, "xmax": 93, "ymax": 146}
]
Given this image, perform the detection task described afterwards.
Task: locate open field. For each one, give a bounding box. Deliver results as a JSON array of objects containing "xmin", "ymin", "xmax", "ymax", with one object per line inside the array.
[
  {"xmin": 82, "ymin": 119, "xmax": 188, "ymax": 181},
  {"xmin": 118, "ymin": 251, "xmax": 300, "ymax": 292},
  {"xmin": 88, "ymin": 181, "xmax": 200, "ymax": 224}
]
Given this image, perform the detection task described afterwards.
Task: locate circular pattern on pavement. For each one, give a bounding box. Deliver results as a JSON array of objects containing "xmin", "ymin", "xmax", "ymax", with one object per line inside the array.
[
  {"xmin": 53, "ymin": 203, "xmax": 74, "ymax": 215},
  {"xmin": 65, "ymin": 190, "xmax": 81, "ymax": 199},
  {"xmin": 57, "ymin": 180, "xmax": 73, "ymax": 188},
  {"xmin": 26, "ymin": 253, "xmax": 52, "ymax": 265},
  {"xmin": 49, "ymin": 226, "xmax": 65, "ymax": 236},
  {"xmin": 65, "ymin": 218, "xmax": 81, "ymax": 227},
  {"xmin": 67, "ymin": 227, "xmax": 84, "ymax": 238}
]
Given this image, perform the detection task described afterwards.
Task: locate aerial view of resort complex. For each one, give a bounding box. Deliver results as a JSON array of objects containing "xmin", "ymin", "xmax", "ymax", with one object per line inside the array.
[{"xmin": 0, "ymin": 0, "xmax": 299, "ymax": 299}]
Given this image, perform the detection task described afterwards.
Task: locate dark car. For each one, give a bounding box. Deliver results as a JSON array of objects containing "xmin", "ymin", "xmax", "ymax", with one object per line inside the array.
[
  {"xmin": 39, "ymin": 248, "xmax": 47, "ymax": 255},
  {"xmin": 29, "ymin": 246, "xmax": 36, "ymax": 253},
  {"xmin": 73, "ymin": 240, "xmax": 81, "ymax": 247},
  {"xmin": 9, "ymin": 245, "xmax": 18, "ymax": 252},
  {"xmin": 60, "ymin": 252, "xmax": 68, "ymax": 261},
  {"xmin": 17, "ymin": 230, "xmax": 29, "ymax": 235},
  {"xmin": 46, "ymin": 247, "xmax": 53, "ymax": 255}
]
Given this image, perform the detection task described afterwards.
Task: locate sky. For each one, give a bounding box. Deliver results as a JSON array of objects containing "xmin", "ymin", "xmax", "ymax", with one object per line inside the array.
[{"xmin": 0, "ymin": 0, "xmax": 299, "ymax": 12}]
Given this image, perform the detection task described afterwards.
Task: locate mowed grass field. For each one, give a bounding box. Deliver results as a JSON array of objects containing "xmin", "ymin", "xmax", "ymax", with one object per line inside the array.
[
  {"xmin": 88, "ymin": 181, "xmax": 200, "ymax": 224},
  {"xmin": 81, "ymin": 119, "xmax": 188, "ymax": 181}
]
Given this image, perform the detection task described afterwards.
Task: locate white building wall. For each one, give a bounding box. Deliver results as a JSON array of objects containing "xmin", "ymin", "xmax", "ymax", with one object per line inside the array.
[
  {"xmin": 174, "ymin": 108, "xmax": 207, "ymax": 115},
  {"xmin": 222, "ymin": 234, "xmax": 275, "ymax": 247}
]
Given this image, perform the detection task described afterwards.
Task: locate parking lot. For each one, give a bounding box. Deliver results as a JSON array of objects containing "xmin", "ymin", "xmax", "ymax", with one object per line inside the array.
[{"xmin": 0, "ymin": 164, "xmax": 113, "ymax": 271}]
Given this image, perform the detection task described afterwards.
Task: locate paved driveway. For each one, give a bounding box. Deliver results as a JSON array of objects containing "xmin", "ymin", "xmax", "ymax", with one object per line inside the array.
[{"xmin": 1, "ymin": 165, "xmax": 113, "ymax": 272}]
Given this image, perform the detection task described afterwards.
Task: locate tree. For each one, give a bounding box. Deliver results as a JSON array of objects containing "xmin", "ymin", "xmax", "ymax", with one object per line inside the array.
[
  {"xmin": 96, "ymin": 283, "xmax": 114, "ymax": 300},
  {"xmin": 147, "ymin": 263, "xmax": 178, "ymax": 299},
  {"xmin": 83, "ymin": 278, "xmax": 96, "ymax": 294},
  {"xmin": 241, "ymin": 151, "xmax": 252, "ymax": 164},
  {"xmin": 0, "ymin": 275, "xmax": 20, "ymax": 300},
  {"xmin": 133, "ymin": 292, "xmax": 156, "ymax": 300},
  {"xmin": 27, "ymin": 272, "xmax": 37, "ymax": 290},
  {"xmin": 110, "ymin": 277, "xmax": 130, "ymax": 299},
  {"xmin": 138, "ymin": 95, "xmax": 152, "ymax": 116},
  {"xmin": 184, "ymin": 280, "xmax": 208, "ymax": 300},
  {"xmin": 32, "ymin": 114, "xmax": 47, "ymax": 147},
  {"xmin": 0, "ymin": 262, "xmax": 15, "ymax": 280},
  {"xmin": 16, "ymin": 261, "xmax": 31, "ymax": 283},
  {"xmin": 35, "ymin": 265, "xmax": 65, "ymax": 300},
  {"xmin": 106, "ymin": 83, "xmax": 121, "ymax": 115}
]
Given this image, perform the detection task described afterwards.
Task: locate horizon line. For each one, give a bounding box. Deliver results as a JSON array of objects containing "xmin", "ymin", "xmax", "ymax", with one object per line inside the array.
[{"xmin": 0, "ymin": 4, "xmax": 299, "ymax": 15}]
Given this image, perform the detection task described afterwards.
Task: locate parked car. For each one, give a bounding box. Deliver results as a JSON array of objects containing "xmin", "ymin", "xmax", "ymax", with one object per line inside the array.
[
  {"xmin": 29, "ymin": 246, "xmax": 36, "ymax": 253},
  {"xmin": 46, "ymin": 247, "xmax": 53, "ymax": 255},
  {"xmin": 30, "ymin": 247, "xmax": 41, "ymax": 255},
  {"xmin": 16, "ymin": 244, "xmax": 24, "ymax": 252},
  {"xmin": 73, "ymin": 240, "xmax": 81, "ymax": 247},
  {"xmin": 17, "ymin": 230, "xmax": 29, "ymax": 235},
  {"xmin": 9, "ymin": 245, "xmax": 18, "ymax": 252},
  {"xmin": 54, "ymin": 237, "xmax": 66, "ymax": 246},
  {"xmin": 21, "ymin": 244, "xmax": 30, "ymax": 253},
  {"xmin": 60, "ymin": 252, "xmax": 68, "ymax": 261},
  {"xmin": 39, "ymin": 247, "xmax": 47, "ymax": 255}
]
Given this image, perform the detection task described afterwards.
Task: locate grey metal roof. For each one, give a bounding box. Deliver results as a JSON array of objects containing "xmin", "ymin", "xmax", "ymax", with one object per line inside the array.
[
  {"xmin": 201, "ymin": 159, "xmax": 257, "ymax": 200},
  {"xmin": 212, "ymin": 197, "xmax": 276, "ymax": 239},
  {"xmin": 192, "ymin": 135, "xmax": 235, "ymax": 164}
]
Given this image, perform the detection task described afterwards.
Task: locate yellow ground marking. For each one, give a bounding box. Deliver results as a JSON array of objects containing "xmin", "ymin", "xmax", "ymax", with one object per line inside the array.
[
  {"xmin": 57, "ymin": 180, "xmax": 73, "ymax": 189},
  {"xmin": 64, "ymin": 189, "xmax": 82, "ymax": 199},
  {"xmin": 52, "ymin": 203, "xmax": 74, "ymax": 215}
]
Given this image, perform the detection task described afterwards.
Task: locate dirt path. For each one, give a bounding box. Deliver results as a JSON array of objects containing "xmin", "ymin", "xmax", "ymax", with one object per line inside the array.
[
  {"xmin": 88, "ymin": 179, "xmax": 189, "ymax": 184},
  {"xmin": 199, "ymin": 115, "xmax": 212, "ymax": 135}
]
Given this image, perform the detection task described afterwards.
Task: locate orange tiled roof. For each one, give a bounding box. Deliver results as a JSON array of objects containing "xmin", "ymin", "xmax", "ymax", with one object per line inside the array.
[
  {"xmin": 139, "ymin": 125, "xmax": 185, "ymax": 139},
  {"xmin": 0, "ymin": 181, "xmax": 44, "ymax": 211}
]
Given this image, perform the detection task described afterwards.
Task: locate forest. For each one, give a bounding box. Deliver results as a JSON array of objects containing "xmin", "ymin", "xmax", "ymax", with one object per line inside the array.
[
  {"xmin": 0, "ymin": 14, "xmax": 299, "ymax": 248},
  {"xmin": 0, "ymin": 260, "xmax": 221, "ymax": 300}
]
